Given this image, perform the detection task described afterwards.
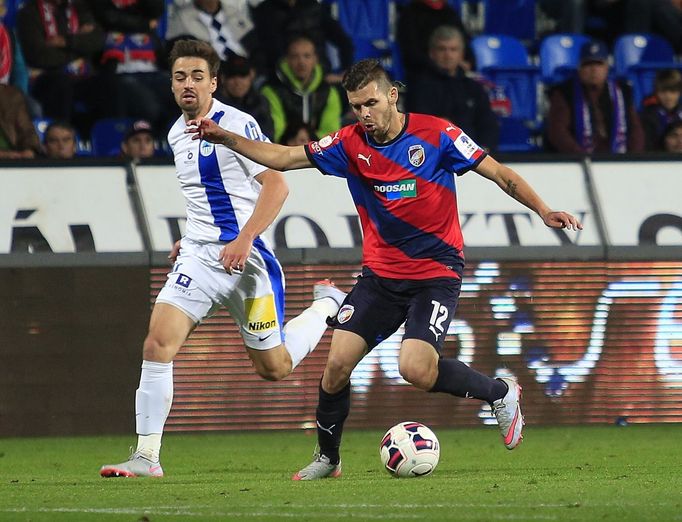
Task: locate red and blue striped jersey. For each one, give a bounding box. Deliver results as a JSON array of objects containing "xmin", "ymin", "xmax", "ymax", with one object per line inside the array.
[{"xmin": 305, "ymin": 113, "xmax": 486, "ymax": 280}]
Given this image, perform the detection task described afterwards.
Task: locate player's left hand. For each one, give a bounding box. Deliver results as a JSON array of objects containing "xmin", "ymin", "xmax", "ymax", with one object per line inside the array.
[
  {"xmin": 219, "ymin": 235, "xmax": 253, "ymax": 275},
  {"xmin": 185, "ymin": 118, "xmax": 224, "ymax": 143},
  {"xmin": 542, "ymin": 211, "xmax": 583, "ymax": 230}
]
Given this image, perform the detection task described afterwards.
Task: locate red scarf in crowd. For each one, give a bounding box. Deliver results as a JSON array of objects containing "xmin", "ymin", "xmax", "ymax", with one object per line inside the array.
[
  {"xmin": 37, "ymin": 0, "xmax": 80, "ymax": 38},
  {"xmin": 0, "ymin": 24, "xmax": 11, "ymax": 84}
]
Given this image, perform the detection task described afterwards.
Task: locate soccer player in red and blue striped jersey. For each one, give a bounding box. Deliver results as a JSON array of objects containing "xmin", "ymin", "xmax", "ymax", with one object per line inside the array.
[{"xmin": 187, "ymin": 58, "xmax": 583, "ymax": 480}]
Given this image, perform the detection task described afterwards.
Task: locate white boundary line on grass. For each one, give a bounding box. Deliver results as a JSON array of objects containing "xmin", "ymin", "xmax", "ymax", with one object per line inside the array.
[{"xmin": 0, "ymin": 508, "xmax": 559, "ymax": 520}]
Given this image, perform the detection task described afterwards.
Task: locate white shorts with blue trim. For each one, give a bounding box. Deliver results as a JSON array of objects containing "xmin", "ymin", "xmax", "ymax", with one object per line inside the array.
[{"xmin": 155, "ymin": 236, "xmax": 286, "ymax": 350}]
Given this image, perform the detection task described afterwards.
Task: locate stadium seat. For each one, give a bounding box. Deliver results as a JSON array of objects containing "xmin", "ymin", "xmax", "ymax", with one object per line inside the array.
[
  {"xmin": 497, "ymin": 117, "xmax": 540, "ymax": 153},
  {"xmin": 329, "ymin": 0, "xmax": 392, "ymax": 41},
  {"xmin": 539, "ymin": 33, "xmax": 590, "ymax": 85},
  {"xmin": 90, "ymin": 118, "xmax": 133, "ymax": 157},
  {"xmin": 614, "ymin": 33, "xmax": 680, "ymax": 107},
  {"xmin": 481, "ymin": 0, "xmax": 535, "ymax": 41},
  {"xmin": 471, "ymin": 35, "xmax": 540, "ymax": 122}
]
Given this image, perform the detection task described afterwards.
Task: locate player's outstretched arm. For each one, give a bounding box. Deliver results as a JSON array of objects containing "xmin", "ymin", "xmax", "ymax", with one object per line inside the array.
[
  {"xmin": 185, "ymin": 117, "xmax": 312, "ymax": 171},
  {"xmin": 474, "ymin": 155, "xmax": 583, "ymax": 230}
]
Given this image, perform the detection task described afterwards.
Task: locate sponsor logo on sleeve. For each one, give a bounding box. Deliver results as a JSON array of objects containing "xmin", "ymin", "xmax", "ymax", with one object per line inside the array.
[
  {"xmin": 453, "ymin": 133, "xmax": 478, "ymax": 159},
  {"xmin": 317, "ymin": 132, "xmax": 340, "ymax": 149},
  {"xmin": 373, "ymin": 179, "xmax": 418, "ymax": 200}
]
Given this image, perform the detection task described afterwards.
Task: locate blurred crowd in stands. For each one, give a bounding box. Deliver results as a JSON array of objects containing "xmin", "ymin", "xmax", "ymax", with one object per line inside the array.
[{"xmin": 1, "ymin": 0, "xmax": 681, "ymax": 160}]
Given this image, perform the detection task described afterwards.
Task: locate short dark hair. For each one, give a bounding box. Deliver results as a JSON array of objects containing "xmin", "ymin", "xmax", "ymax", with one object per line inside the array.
[
  {"xmin": 169, "ymin": 39, "xmax": 220, "ymax": 77},
  {"xmin": 655, "ymin": 69, "xmax": 682, "ymax": 92},
  {"xmin": 341, "ymin": 59, "xmax": 392, "ymax": 93},
  {"xmin": 44, "ymin": 121, "xmax": 75, "ymax": 142}
]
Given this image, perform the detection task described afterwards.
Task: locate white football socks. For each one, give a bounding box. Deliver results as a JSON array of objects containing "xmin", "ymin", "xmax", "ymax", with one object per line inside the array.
[
  {"xmin": 283, "ymin": 298, "xmax": 339, "ymax": 369},
  {"xmin": 134, "ymin": 360, "xmax": 173, "ymax": 462}
]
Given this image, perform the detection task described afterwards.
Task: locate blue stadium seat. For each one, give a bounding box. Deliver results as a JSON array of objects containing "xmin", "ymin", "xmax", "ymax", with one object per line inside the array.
[
  {"xmin": 539, "ymin": 33, "xmax": 590, "ymax": 85},
  {"xmin": 481, "ymin": 0, "xmax": 535, "ymax": 41},
  {"xmin": 471, "ymin": 35, "xmax": 540, "ymax": 122},
  {"xmin": 330, "ymin": 0, "xmax": 391, "ymax": 41},
  {"xmin": 497, "ymin": 117, "xmax": 540, "ymax": 153},
  {"xmin": 90, "ymin": 118, "xmax": 133, "ymax": 157},
  {"xmin": 614, "ymin": 33, "xmax": 679, "ymax": 107}
]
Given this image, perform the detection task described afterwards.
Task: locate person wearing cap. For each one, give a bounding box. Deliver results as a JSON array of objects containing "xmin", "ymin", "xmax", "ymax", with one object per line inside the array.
[
  {"xmin": 639, "ymin": 69, "xmax": 682, "ymax": 151},
  {"xmin": 546, "ymin": 40, "xmax": 644, "ymax": 154},
  {"xmin": 121, "ymin": 119, "xmax": 156, "ymax": 161},
  {"xmin": 215, "ymin": 55, "xmax": 274, "ymax": 140}
]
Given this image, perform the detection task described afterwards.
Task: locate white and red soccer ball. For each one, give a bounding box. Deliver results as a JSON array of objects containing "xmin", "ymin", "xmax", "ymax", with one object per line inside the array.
[{"xmin": 379, "ymin": 421, "xmax": 440, "ymax": 478}]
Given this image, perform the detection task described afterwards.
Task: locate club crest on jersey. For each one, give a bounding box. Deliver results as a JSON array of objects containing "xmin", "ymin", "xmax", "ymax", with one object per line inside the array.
[
  {"xmin": 408, "ymin": 144, "xmax": 425, "ymax": 167},
  {"xmin": 337, "ymin": 304, "xmax": 355, "ymax": 324},
  {"xmin": 200, "ymin": 140, "xmax": 215, "ymax": 156}
]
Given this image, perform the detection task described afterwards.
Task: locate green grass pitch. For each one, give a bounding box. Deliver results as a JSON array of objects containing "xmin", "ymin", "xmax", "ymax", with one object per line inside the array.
[{"xmin": 1, "ymin": 424, "xmax": 680, "ymax": 521}]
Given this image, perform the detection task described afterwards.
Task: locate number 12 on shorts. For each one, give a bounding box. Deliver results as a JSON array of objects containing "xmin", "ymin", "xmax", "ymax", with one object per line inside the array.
[{"xmin": 428, "ymin": 300, "xmax": 448, "ymax": 341}]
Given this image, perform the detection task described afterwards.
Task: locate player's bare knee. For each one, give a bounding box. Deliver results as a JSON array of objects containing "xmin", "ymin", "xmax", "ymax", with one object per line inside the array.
[
  {"xmin": 255, "ymin": 364, "xmax": 290, "ymax": 381},
  {"xmin": 399, "ymin": 363, "xmax": 434, "ymax": 391},
  {"xmin": 142, "ymin": 336, "xmax": 174, "ymax": 363}
]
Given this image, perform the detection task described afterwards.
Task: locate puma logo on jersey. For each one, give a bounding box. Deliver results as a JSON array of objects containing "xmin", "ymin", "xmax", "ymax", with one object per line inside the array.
[
  {"xmin": 446, "ymin": 125, "xmax": 456, "ymax": 132},
  {"xmin": 357, "ymin": 153, "xmax": 372, "ymax": 166}
]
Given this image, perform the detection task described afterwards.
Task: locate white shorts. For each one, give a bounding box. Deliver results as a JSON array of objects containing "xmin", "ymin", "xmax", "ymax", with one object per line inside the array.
[{"xmin": 155, "ymin": 237, "xmax": 285, "ymax": 350}]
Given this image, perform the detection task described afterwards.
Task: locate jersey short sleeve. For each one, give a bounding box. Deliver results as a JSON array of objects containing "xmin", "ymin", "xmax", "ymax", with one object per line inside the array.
[
  {"xmin": 439, "ymin": 124, "xmax": 487, "ymax": 175},
  {"xmin": 223, "ymin": 110, "xmax": 271, "ymax": 180},
  {"xmin": 305, "ymin": 128, "xmax": 351, "ymax": 178}
]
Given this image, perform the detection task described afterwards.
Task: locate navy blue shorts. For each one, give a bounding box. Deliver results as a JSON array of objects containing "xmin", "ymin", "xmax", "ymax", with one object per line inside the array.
[{"xmin": 329, "ymin": 270, "xmax": 462, "ymax": 352}]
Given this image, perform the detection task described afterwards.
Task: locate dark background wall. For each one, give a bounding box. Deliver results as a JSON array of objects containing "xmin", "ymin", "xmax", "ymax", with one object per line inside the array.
[{"xmin": 0, "ymin": 267, "xmax": 149, "ymax": 437}]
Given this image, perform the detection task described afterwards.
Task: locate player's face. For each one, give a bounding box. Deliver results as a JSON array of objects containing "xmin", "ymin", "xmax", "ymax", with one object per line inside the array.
[
  {"xmin": 171, "ymin": 57, "xmax": 217, "ymax": 119},
  {"xmin": 347, "ymin": 81, "xmax": 399, "ymax": 142}
]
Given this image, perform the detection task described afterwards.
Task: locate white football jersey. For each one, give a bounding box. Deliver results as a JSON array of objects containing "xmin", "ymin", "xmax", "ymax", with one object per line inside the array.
[{"xmin": 168, "ymin": 99, "xmax": 270, "ymax": 243}]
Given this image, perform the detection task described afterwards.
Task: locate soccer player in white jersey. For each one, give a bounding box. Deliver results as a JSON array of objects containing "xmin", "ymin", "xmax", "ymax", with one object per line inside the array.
[{"xmin": 100, "ymin": 39, "xmax": 345, "ymax": 478}]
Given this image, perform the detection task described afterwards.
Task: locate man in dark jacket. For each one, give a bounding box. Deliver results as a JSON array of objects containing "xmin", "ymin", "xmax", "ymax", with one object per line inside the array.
[
  {"xmin": 546, "ymin": 39, "xmax": 644, "ymax": 154},
  {"xmin": 407, "ymin": 25, "xmax": 499, "ymax": 151},
  {"xmin": 261, "ymin": 34, "xmax": 342, "ymax": 142}
]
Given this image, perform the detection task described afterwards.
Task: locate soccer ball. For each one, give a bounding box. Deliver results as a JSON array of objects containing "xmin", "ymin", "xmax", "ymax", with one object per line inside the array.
[{"xmin": 379, "ymin": 421, "xmax": 440, "ymax": 478}]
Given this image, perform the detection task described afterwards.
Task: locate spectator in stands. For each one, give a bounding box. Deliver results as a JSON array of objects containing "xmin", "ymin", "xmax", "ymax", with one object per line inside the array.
[
  {"xmin": 546, "ymin": 40, "xmax": 644, "ymax": 154},
  {"xmin": 397, "ymin": 0, "xmax": 472, "ymax": 85},
  {"xmin": 639, "ymin": 69, "xmax": 682, "ymax": 151},
  {"xmin": 165, "ymin": 0, "xmax": 256, "ymax": 60},
  {"xmin": 16, "ymin": 0, "xmax": 105, "ymax": 132},
  {"xmin": 0, "ymin": 83, "xmax": 41, "ymax": 159},
  {"xmin": 216, "ymin": 54, "xmax": 274, "ymax": 139},
  {"xmin": 279, "ymin": 120, "xmax": 317, "ymax": 146},
  {"xmin": 261, "ymin": 34, "xmax": 343, "ymax": 143},
  {"xmin": 120, "ymin": 119, "xmax": 155, "ymax": 161},
  {"xmin": 0, "ymin": 0, "xmax": 29, "ymax": 93},
  {"xmin": 407, "ymin": 26, "xmax": 498, "ymax": 151},
  {"xmin": 250, "ymin": 0, "xmax": 354, "ymax": 82},
  {"xmin": 662, "ymin": 119, "xmax": 682, "ymax": 152},
  {"xmin": 91, "ymin": 0, "xmax": 176, "ymax": 136},
  {"xmin": 43, "ymin": 121, "xmax": 77, "ymax": 159}
]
